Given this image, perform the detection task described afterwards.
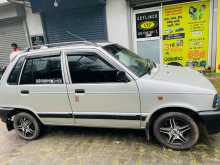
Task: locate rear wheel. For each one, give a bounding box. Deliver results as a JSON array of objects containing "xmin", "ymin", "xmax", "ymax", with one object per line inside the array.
[
  {"xmin": 13, "ymin": 112, "xmax": 41, "ymax": 140},
  {"xmin": 153, "ymin": 112, "xmax": 199, "ymax": 150}
]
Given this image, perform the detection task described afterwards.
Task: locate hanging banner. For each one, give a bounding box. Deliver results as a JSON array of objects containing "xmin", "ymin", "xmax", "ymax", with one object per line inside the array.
[
  {"xmin": 216, "ymin": 1, "xmax": 220, "ymax": 73},
  {"xmin": 162, "ymin": 1, "xmax": 210, "ymax": 70}
]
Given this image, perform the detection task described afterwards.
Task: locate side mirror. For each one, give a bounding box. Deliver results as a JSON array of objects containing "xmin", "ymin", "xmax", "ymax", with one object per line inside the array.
[{"xmin": 116, "ymin": 71, "xmax": 130, "ymax": 82}]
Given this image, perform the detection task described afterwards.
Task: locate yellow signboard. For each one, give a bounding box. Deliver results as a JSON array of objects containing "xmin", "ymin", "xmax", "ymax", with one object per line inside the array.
[
  {"xmin": 216, "ymin": 1, "xmax": 220, "ymax": 73},
  {"xmin": 162, "ymin": 1, "xmax": 210, "ymax": 70}
]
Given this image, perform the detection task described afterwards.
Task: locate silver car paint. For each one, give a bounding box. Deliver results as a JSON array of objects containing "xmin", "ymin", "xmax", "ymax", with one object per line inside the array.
[{"xmin": 0, "ymin": 43, "xmax": 218, "ymax": 129}]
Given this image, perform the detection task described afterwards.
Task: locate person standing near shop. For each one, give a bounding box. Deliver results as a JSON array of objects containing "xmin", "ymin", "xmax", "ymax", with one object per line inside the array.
[
  {"xmin": 10, "ymin": 43, "xmax": 21, "ymax": 62},
  {"xmin": 1, "ymin": 43, "xmax": 21, "ymax": 74}
]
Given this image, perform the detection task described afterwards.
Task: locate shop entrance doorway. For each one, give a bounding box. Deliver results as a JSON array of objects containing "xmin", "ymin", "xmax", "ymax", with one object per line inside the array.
[{"xmin": 133, "ymin": 7, "xmax": 162, "ymax": 64}]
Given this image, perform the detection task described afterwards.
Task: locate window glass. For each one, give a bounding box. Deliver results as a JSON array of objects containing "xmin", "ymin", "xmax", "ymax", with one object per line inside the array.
[
  {"xmin": 68, "ymin": 53, "xmax": 118, "ymax": 83},
  {"xmin": 7, "ymin": 56, "xmax": 25, "ymax": 85},
  {"xmin": 20, "ymin": 56, "xmax": 63, "ymax": 85},
  {"xmin": 103, "ymin": 44, "xmax": 156, "ymax": 77}
]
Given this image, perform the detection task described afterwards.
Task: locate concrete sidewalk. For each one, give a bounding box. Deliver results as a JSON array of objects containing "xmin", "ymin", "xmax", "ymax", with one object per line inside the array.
[{"xmin": 1, "ymin": 122, "xmax": 220, "ymax": 165}]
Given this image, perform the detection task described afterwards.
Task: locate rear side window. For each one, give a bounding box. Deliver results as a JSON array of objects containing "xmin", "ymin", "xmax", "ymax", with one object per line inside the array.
[
  {"xmin": 20, "ymin": 56, "xmax": 63, "ymax": 85},
  {"xmin": 7, "ymin": 56, "xmax": 25, "ymax": 85}
]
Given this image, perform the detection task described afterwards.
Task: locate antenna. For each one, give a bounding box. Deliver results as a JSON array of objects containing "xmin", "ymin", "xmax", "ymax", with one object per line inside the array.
[{"xmin": 66, "ymin": 31, "xmax": 97, "ymax": 46}]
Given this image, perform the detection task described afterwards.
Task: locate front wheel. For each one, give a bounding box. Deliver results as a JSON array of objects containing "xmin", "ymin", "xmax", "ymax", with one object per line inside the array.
[
  {"xmin": 153, "ymin": 112, "xmax": 199, "ymax": 150},
  {"xmin": 13, "ymin": 112, "xmax": 41, "ymax": 140}
]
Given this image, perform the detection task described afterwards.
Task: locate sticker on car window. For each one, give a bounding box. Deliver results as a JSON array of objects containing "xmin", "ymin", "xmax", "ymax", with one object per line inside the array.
[{"xmin": 35, "ymin": 79, "xmax": 63, "ymax": 84}]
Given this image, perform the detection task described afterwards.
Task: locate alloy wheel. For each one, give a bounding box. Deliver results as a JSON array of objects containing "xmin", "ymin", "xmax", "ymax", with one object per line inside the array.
[
  {"xmin": 153, "ymin": 112, "xmax": 199, "ymax": 150},
  {"xmin": 13, "ymin": 112, "xmax": 41, "ymax": 140},
  {"xmin": 17, "ymin": 117, "xmax": 35, "ymax": 138},
  {"xmin": 159, "ymin": 118, "xmax": 191, "ymax": 145}
]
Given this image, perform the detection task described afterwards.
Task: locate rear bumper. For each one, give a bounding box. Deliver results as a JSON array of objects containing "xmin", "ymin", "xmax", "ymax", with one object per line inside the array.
[
  {"xmin": 0, "ymin": 108, "xmax": 13, "ymax": 122},
  {"xmin": 198, "ymin": 110, "xmax": 220, "ymax": 134},
  {"xmin": 0, "ymin": 107, "xmax": 14, "ymax": 131}
]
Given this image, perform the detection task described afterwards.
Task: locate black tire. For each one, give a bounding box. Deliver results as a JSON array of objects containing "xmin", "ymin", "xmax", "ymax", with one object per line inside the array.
[
  {"xmin": 13, "ymin": 112, "xmax": 41, "ymax": 140},
  {"xmin": 153, "ymin": 112, "xmax": 199, "ymax": 150}
]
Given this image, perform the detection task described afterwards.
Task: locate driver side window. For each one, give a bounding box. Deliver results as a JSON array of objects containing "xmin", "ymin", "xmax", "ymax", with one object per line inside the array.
[{"xmin": 67, "ymin": 53, "xmax": 120, "ymax": 83}]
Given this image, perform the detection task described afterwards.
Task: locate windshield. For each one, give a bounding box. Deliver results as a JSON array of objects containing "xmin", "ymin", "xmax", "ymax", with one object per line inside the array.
[{"xmin": 103, "ymin": 44, "xmax": 156, "ymax": 77}]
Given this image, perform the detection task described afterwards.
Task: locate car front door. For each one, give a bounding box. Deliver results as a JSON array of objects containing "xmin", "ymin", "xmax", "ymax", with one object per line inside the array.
[
  {"xmin": 64, "ymin": 49, "xmax": 141, "ymax": 128},
  {"xmin": 17, "ymin": 52, "xmax": 73, "ymax": 125}
]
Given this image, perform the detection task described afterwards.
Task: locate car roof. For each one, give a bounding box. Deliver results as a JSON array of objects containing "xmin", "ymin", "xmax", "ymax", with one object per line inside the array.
[{"xmin": 19, "ymin": 41, "xmax": 114, "ymax": 57}]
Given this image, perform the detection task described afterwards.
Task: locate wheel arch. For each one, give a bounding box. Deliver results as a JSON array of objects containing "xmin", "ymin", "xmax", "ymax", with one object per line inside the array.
[
  {"xmin": 7, "ymin": 108, "xmax": 44, "ymax": 127},
  {"xmin": 146, "ymin": 107, "xmax": 205, "ymax": 139}
]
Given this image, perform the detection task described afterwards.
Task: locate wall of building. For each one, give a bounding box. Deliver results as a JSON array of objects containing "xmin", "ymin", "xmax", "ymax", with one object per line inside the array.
[
  {"xmin": 25, "ymin": 7, "xmax": 43, "ymax": 36},
  {"xmin": 0, "ymin": 3, "xmax": 29, "ymax": 67},
  {"xmin": 216, "ymin": 0, "xmax": 220, "ymax": 72},
  {"xmin": 129, "ymin": 0, "xmax": 217, "ymax": 71},
  {"xmin": 106, "ymin": 0, "xmax": 131, "ymax": 49},
  {"xmin": 0, "ymin": 4, "xmax": 21, "ymax": 20},
  {"xmin": 208, "ymin": 0, "xmax": 218, "ymax": 70},
  {"xmin": 0, "ymin": 0, "xmax": 7, "ymax": 4}
]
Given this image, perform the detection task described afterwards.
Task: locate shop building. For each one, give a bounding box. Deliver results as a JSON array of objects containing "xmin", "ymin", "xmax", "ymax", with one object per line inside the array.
[
  {"xmin": 0, "ymin": 0, "xmax": 44, "ymax": 67},
  {"xmin": 129, "ymin": 0, "xmax": 218, "ymax": 71},
  {"xmin": 30, "ymin": 0, "xmax": 108, "ymax": 44},
  {"xmin": 29, "ymin": 0, "xmax": 219, "ymax": 71},
  {"xmin": 15, "ymin": 0, "xmax": 220, "ymax": 71},
  {"xmin": 0, "ymin": 1, "xmax": 29, "ymax": 67}
]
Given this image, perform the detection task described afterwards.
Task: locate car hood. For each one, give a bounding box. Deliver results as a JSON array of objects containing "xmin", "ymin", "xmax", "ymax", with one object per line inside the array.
[{"xmin": 148, "ymin": 65, "xmax": 217, "ymax": 94}]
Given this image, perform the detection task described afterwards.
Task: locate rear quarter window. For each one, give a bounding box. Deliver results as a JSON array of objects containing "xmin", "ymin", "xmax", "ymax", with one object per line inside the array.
[
  {"xmin": 20, "ymin": 55, "xmax": 63, "ymax": 85},
  {"xmin": 7, "ymin": 56, "xmax": 25, "ymax": 85}
]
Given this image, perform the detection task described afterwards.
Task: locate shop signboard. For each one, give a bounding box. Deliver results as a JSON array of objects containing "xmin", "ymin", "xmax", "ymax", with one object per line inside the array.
[
  {"xmin": 216, "ymin": 1, "xmax": 220, "ymax": 73},
  {"xmin": 162, "ymin": 0, "xmax": 210, "ymax": 70},
  {"xmin": 136, "ymin": 11, "xmax": 160, "ymax": 39}
]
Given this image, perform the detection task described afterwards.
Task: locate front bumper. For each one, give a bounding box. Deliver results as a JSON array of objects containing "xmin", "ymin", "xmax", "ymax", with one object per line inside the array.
[{"xmin": 199, "ymin": 110, "xmax": 220, "ymax": 134}]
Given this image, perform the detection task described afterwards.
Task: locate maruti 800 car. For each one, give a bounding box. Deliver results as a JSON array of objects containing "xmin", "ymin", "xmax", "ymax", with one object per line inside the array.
[{"xmin": 0, "ymin": 42, "xmax": 220, "ymax": 150}]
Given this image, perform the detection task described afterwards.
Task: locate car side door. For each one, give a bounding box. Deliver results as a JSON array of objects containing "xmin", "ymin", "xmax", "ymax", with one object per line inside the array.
[
  {"xmin": 13, "ymin": 52, "xmax": 73, "ymax": 125},
  {"xmin": 64, "ymin": 49, "xmax": 141, "ymax": 128}
]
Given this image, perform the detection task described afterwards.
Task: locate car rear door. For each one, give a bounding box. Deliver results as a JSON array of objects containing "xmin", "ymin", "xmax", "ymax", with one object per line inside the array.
[
  {"xmin": 64, "ymin": 48, "xmax": 141, "ymax": 128},
  {"xmin": 15, "ymin": 51, "xmax": 73, "ymax": 125}
]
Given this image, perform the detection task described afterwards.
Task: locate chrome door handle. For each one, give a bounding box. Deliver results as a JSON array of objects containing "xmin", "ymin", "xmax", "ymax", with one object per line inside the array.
[
  {"xmin": 20, "ymin": 90, "xmax": 29, "ymax": 94},
  {"xmin": 75, "ymin": 89, "xmax": 85, "ymax": 94}
]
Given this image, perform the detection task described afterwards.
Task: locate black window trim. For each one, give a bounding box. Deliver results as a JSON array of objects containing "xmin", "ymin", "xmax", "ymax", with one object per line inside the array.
[
  {"xmin": 66, "ymin": 51, "xmax": 131, "ymax": 84},
  {"xmin": 7, "ymin": 56, "xmax": 26, "ymax": 86},
  {"xmin": 18, "ymin": 54, "xmax": 64, "ymax": 85},
  {"xmin": 18, "ymin": 56, "xmax": 27, "ymax": 85},
  {"xmin": 25, "ymin": 54, "xmax": 61, "ymax": 60}
]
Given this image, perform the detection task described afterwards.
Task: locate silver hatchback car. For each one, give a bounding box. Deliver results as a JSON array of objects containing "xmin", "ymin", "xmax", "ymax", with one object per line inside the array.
[{"xmin": 0, "ymin": 41, "xmax": 220, "ymax": 150}]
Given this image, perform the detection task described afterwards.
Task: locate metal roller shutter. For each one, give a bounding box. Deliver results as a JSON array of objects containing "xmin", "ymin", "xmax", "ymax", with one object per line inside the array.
[
  {"xmin": 0, "ymin": 18, "xmax": 28, "ymax": 66},
  {"xmin": 43, "ymin": 6, "xmax": 107, "ymax": 43}
]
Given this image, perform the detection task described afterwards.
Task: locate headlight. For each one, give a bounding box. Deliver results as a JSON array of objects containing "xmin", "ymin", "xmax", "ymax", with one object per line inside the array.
[{"xmin": 213, "ymin": 95, "xmax": 220, "ymax": 108}]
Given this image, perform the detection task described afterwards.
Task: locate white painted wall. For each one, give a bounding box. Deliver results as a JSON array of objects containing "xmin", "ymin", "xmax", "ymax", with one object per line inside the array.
[
  {"xmin": 106, "ymin": 0, "xmax": 131, "ymax": 49},
  {"xmin": 0, "ymin": 0, "xmax": 7, "ymax": 3},
  {"xmin": 25, "ymin": 7, "xmax": 44, "ymax": 36},
  {"xmin": 0, "ymin": 4, "xmax": 18, "ymax": 19}
]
